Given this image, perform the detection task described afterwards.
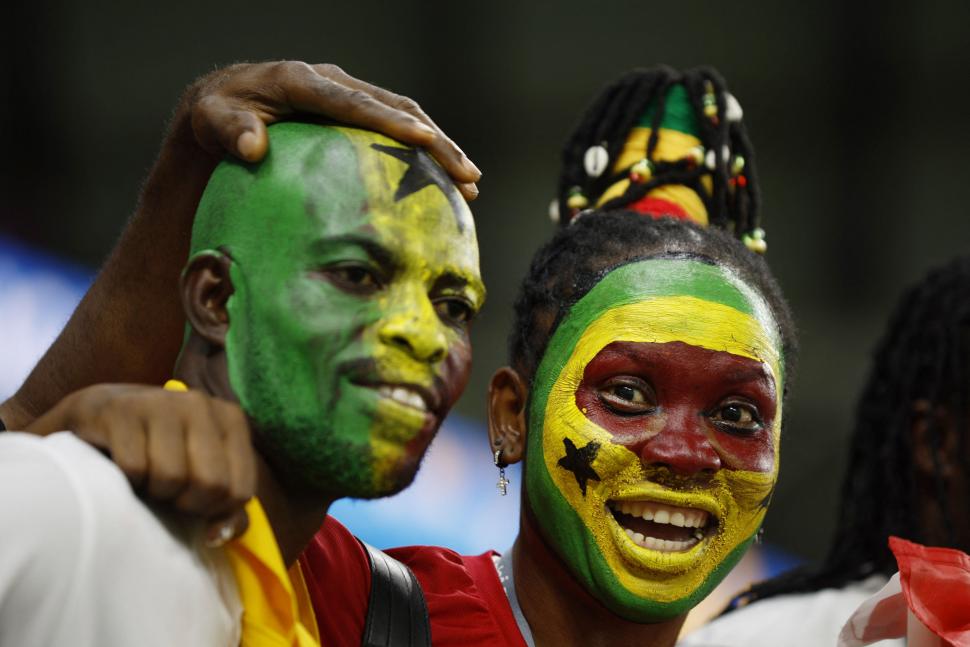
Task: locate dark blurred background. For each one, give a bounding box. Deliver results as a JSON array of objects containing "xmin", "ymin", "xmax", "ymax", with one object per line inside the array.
[{"xmin": 3, "ymin": 0, "xmax": 970, "ymax": 563}]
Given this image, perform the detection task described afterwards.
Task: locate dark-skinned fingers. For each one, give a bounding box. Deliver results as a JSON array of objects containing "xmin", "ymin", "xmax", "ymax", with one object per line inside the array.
[
  {"xmin": 311, "ymin": 63, "xmax": 482, "ymax": 184},
  {"xmin": 145, "ymin": 415, "xmax": 188, "ymax": 501},
  {"xmin": 205, "ymin": 508, "xmax": 250, "ymax": 547},
  {"xmin": 191, "ymin": 95, "xmax": 272, "ymax": 162},
  {"xmin": 458, "ymin": 183, "xmax": 479, "ymax": 201},
  {"xmin": 285, "ymin": 74, "xmax": 437, "ymax": 148},
  {"xmin": 172, "ymin": 394, "xmax": 232, "ymax": 516},
  {"xmin": 212, "ymin": 399, "xmax": 256, "ymax": 509},
  {"xmin": 103, "ymin": 409, "xmax": 149, "ymax": 488}
]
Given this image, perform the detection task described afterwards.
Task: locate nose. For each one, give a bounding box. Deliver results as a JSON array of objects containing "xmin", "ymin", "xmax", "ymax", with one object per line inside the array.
[
  {"xmin": 378, "ymin": 297, "xmax": 448, "ymax": 364},
  {"xmin": 634, "ymin": 409, "xmax": 721, "ymax": 476}
]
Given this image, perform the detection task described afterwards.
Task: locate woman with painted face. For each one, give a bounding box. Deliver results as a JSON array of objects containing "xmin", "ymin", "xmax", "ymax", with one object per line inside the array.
[{"xmin": 296, "ymin": 67, "xmax": 798, "ymax": 647}]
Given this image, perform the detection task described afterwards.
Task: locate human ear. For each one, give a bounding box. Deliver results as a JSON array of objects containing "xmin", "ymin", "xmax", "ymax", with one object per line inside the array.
[
  {"xmin": 487, "ymin": 367, "xmax": 529, "ymax": 465},
  {"xmin": 180, "ymin": 251, "xmax": 234, "ymax": 348},
  {"xmin": 911, "ymin": 399, "xmax": 958, "ymax": 481}
]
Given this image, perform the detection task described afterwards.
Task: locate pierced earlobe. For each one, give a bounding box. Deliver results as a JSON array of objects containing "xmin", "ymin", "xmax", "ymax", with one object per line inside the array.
[
  {"xmin": 180, "ymin": 250, "xmax": 235, "ymax": 348},
  {"xmin": 487, "ymin": 366, "xmax": 529, "ymax": 466}
]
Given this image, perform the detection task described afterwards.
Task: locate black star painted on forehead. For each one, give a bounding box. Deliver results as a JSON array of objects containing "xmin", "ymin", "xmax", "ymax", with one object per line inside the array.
[
  {"xmin": 558, "ymin": 438, "xmax": 602, "ymax": 497},
  {"xmin": 370, "ymin": 143, "xmax": 468, "ymax": 232}
]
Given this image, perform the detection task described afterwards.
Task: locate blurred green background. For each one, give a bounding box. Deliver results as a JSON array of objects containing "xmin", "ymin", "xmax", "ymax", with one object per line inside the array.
[{"xmin": 3, "ymin": 0, "xmax": 970, "ymax": 562}]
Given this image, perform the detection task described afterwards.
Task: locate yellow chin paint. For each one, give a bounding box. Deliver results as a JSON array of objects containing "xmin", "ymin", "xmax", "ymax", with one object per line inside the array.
[{"xmin": 525, "ymin": 259, "xmax": 784, "ymax": 622}]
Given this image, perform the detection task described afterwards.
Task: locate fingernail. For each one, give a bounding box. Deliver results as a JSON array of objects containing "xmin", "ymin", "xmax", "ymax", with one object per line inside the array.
[
  {"xmin": 236, "ymin": 131, "xmax": 260, "ymax": 161},
  {"xmin": 205, "ymin": 522, "xmax": 235, "ymax": 548},
  {"xmin": 460, "ymin": 182, "xmax": 479, "ymax": 199},
  {"xmin": 462, "ymin": 157, "xmax": 482, "ymax": 180}
]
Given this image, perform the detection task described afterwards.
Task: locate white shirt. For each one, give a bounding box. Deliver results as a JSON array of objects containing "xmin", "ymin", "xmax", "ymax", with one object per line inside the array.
[
  {"xmin": 0, "ymin": 432, "xmax": 242, "ymax": 647},
  {"xmin": 678, "ymin": 575, "xmax": 903, "ymax": 647}
]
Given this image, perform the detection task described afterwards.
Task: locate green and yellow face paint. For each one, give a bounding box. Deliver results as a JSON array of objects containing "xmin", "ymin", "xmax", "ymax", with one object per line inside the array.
[
  {"xmin": 190, "ymin": 123, "xmax": 484, "ymax": 499},
  {"xmin": 525, "ymin": 257, "xmax": 783, "ymax": 622}
]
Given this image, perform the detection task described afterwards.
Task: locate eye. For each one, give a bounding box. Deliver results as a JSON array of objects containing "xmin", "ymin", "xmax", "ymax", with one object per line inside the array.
[
  {"xmin": 598, "ymin": 379, "xmax": 656, "ymax": 415},
  {"xmin": 433, "ymin": 297, "xmax": 475, "ymax": 326},
  {"xmin": 315, "ymin": 263, "xmax": 383, "ymax": 294},
  {"xmin": 710, "ymin": 402, "xmax": 763, "ymax": 434}
]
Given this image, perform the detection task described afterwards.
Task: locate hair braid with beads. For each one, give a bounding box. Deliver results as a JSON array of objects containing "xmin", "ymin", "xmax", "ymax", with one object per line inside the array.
[
  {"xmin": 729, "ymin": 255, "xmax": 970, "ymax": 608},
  {"xmin": 555, "ymin": 66, "xmax": 762, "ymax": 245}
]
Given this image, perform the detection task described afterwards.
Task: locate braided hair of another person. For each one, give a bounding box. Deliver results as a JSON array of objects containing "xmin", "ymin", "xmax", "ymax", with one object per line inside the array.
[{"xmin": 730, "ymin": 255, "xmax": 970, "ymax": 608}]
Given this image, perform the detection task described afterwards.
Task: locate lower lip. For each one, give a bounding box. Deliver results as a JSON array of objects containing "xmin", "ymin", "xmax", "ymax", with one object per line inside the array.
[
  {"xmin": 362, "ymin": 385, "xmax": 440, "ymax": 446},
  {"xmin": 607, "ymin": 506, "xmax": 715, "ymax": 558}
]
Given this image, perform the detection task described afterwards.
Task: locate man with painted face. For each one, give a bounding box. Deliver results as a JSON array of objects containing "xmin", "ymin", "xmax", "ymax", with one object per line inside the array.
[
  {"xmin": 0, "ymin": 121, "xmax": 483, "ymax": 645},
  {"xmin": 286, "ymin": 67, "xmax": 796, "ymax": 646}
]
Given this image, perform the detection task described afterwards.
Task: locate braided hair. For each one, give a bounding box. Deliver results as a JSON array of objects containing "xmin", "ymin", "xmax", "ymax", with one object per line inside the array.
[
  {"xmin": 554, "ymin": 66, "xmax": 764, "ymax": 251},
  {"xmin": 508, "ymin": 211, "xmax": 797, "ymax": 388},
  {"xmin": 731, "ymin": 255, "xmax": 970, "ymax": 606}
]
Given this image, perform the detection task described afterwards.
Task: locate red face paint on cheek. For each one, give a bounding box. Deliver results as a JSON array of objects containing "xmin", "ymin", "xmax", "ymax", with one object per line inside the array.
[{"xmin": 574, "ymin": 341, "xmax": 777, "ymax": 473}]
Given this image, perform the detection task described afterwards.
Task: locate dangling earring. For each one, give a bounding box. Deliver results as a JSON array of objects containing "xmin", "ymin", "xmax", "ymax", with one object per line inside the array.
[
  {"xmin": 494, "ymin": 449, "xmax": 510, "ymax": 496},
  {"xmin": 755, "ymin": 527, "xmax": 765, "ymax": 545}
]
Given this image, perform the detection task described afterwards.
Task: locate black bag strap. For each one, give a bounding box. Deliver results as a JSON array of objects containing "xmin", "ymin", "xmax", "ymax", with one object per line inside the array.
[{"xmin": 359, "ymin": 540, "xmax": 431, "ymax": 647}]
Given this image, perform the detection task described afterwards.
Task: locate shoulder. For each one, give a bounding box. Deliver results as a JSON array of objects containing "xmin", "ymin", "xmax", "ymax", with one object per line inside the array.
[
  {"xmin": 387, "ymin": 547, "xmax": 526, "ymax": 647},
  {"xmin": 680, "ymin": 578, "xmax": 897, "ymax": 647},
  {"xmin": 0, "ymin": 432, "xmax": 239, "ymax": 646},
  {"xmin": 0, "ymin": 432, "xmax": 122, "ymax": 554},
  {"xmin": 300, "ymin": 517, "xmax": 372, "ymax": 647}
]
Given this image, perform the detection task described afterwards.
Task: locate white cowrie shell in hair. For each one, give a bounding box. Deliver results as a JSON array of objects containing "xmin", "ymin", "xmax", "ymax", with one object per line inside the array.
[
  {"xmin": 548, "ymin": 198, "xmax": 561, "ymax": 223},
  {"xmin": 725, "ymin": 93, "xmax": 743, "ymax": 122},
  {"xmin": 583, "ymin": 144, "xmax": 609, "ymax": 178}
]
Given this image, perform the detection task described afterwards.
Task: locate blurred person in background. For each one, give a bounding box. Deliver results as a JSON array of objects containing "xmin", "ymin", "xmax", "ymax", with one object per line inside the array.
[{"xmin": 683, "ymin": 255, "xmax": 970, "ymax": 646}]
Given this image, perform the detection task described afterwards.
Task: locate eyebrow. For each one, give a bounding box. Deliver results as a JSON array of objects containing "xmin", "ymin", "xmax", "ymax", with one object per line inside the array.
[
  {"xmin": 308, "ymin": 234, "xmax": 397, "ymax": 270},
  {"xmin": 721, "ymin": 365, "xmax": 773, "ymax": 386},
  {"xmin": 432, "ymin": 272, "xmax": 486, "ymax": 307}
]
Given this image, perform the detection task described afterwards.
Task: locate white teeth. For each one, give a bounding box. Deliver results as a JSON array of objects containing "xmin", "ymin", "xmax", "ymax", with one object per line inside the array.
[
  {"xmin": 378, "ymin": 386, "xmax": 428, "ymax": 412},
  {"xmin": 609, "ymin": 499, "xmax": 714, "ymax": 552},
  {"xmin": 623, "ymin": 530, "xmax": 699, "ymax": 553},
  {"xmin": 611, "ymin": 500, "xmax": 710, "ymax": 528}
]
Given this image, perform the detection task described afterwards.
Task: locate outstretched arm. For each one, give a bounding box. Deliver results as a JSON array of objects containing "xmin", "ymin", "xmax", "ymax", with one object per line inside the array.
[{"xmin": 0, "ymin": 61, "xmax": 481, "ymax": 429}]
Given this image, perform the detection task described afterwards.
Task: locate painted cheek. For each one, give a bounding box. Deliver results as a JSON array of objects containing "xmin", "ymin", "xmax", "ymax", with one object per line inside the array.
[{"xmin": 439, "ymin": 335, "xmax": 472, "ymax": 412}]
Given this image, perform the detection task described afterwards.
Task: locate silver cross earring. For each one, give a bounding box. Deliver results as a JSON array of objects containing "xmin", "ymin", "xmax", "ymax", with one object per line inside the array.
[{"xmin": 494, "ymin": 449, "xmax": 510, "ymax": 496}]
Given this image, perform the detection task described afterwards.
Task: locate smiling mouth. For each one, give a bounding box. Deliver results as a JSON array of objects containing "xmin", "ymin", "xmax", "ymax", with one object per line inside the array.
[
  {"xmin": 607, "ymin": 500, "xmax": 718, "ymax": 553},
  {"xmin": 376, "ymin": 384, "xmax": 431, "ymax": 413}
]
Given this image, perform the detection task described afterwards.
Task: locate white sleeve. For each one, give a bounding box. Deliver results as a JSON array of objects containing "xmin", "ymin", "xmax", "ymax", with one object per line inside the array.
[
  {"xmin": 0, "ymin": 432, "xmax": 239, "ymax": 647},
  {"xmin": 0, "ymin": 433, "xmax": 95, "ymax": 646}
]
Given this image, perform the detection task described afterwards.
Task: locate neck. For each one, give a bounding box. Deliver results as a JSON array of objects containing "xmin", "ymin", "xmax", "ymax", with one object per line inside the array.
[
  {"xmin": 514, "ymin": 504, "xmax": 687, "ymax": 647},
  {"xmin": 252, "ymin": 453, "xmax": 334, "ymax": 565},
  {"xmin": 174, "ymin": 335, "xmax": 332, "ymax": 566}
]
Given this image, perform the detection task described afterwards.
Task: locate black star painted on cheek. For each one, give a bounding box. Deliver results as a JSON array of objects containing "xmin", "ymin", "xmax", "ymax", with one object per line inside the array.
[
  {"xmin": 370, "ymin": 143, "xmax": 467, "ymax": 231},
  {"xmin": 557, "ymin": 438, "xmax": 602, "ymax": 496}
]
